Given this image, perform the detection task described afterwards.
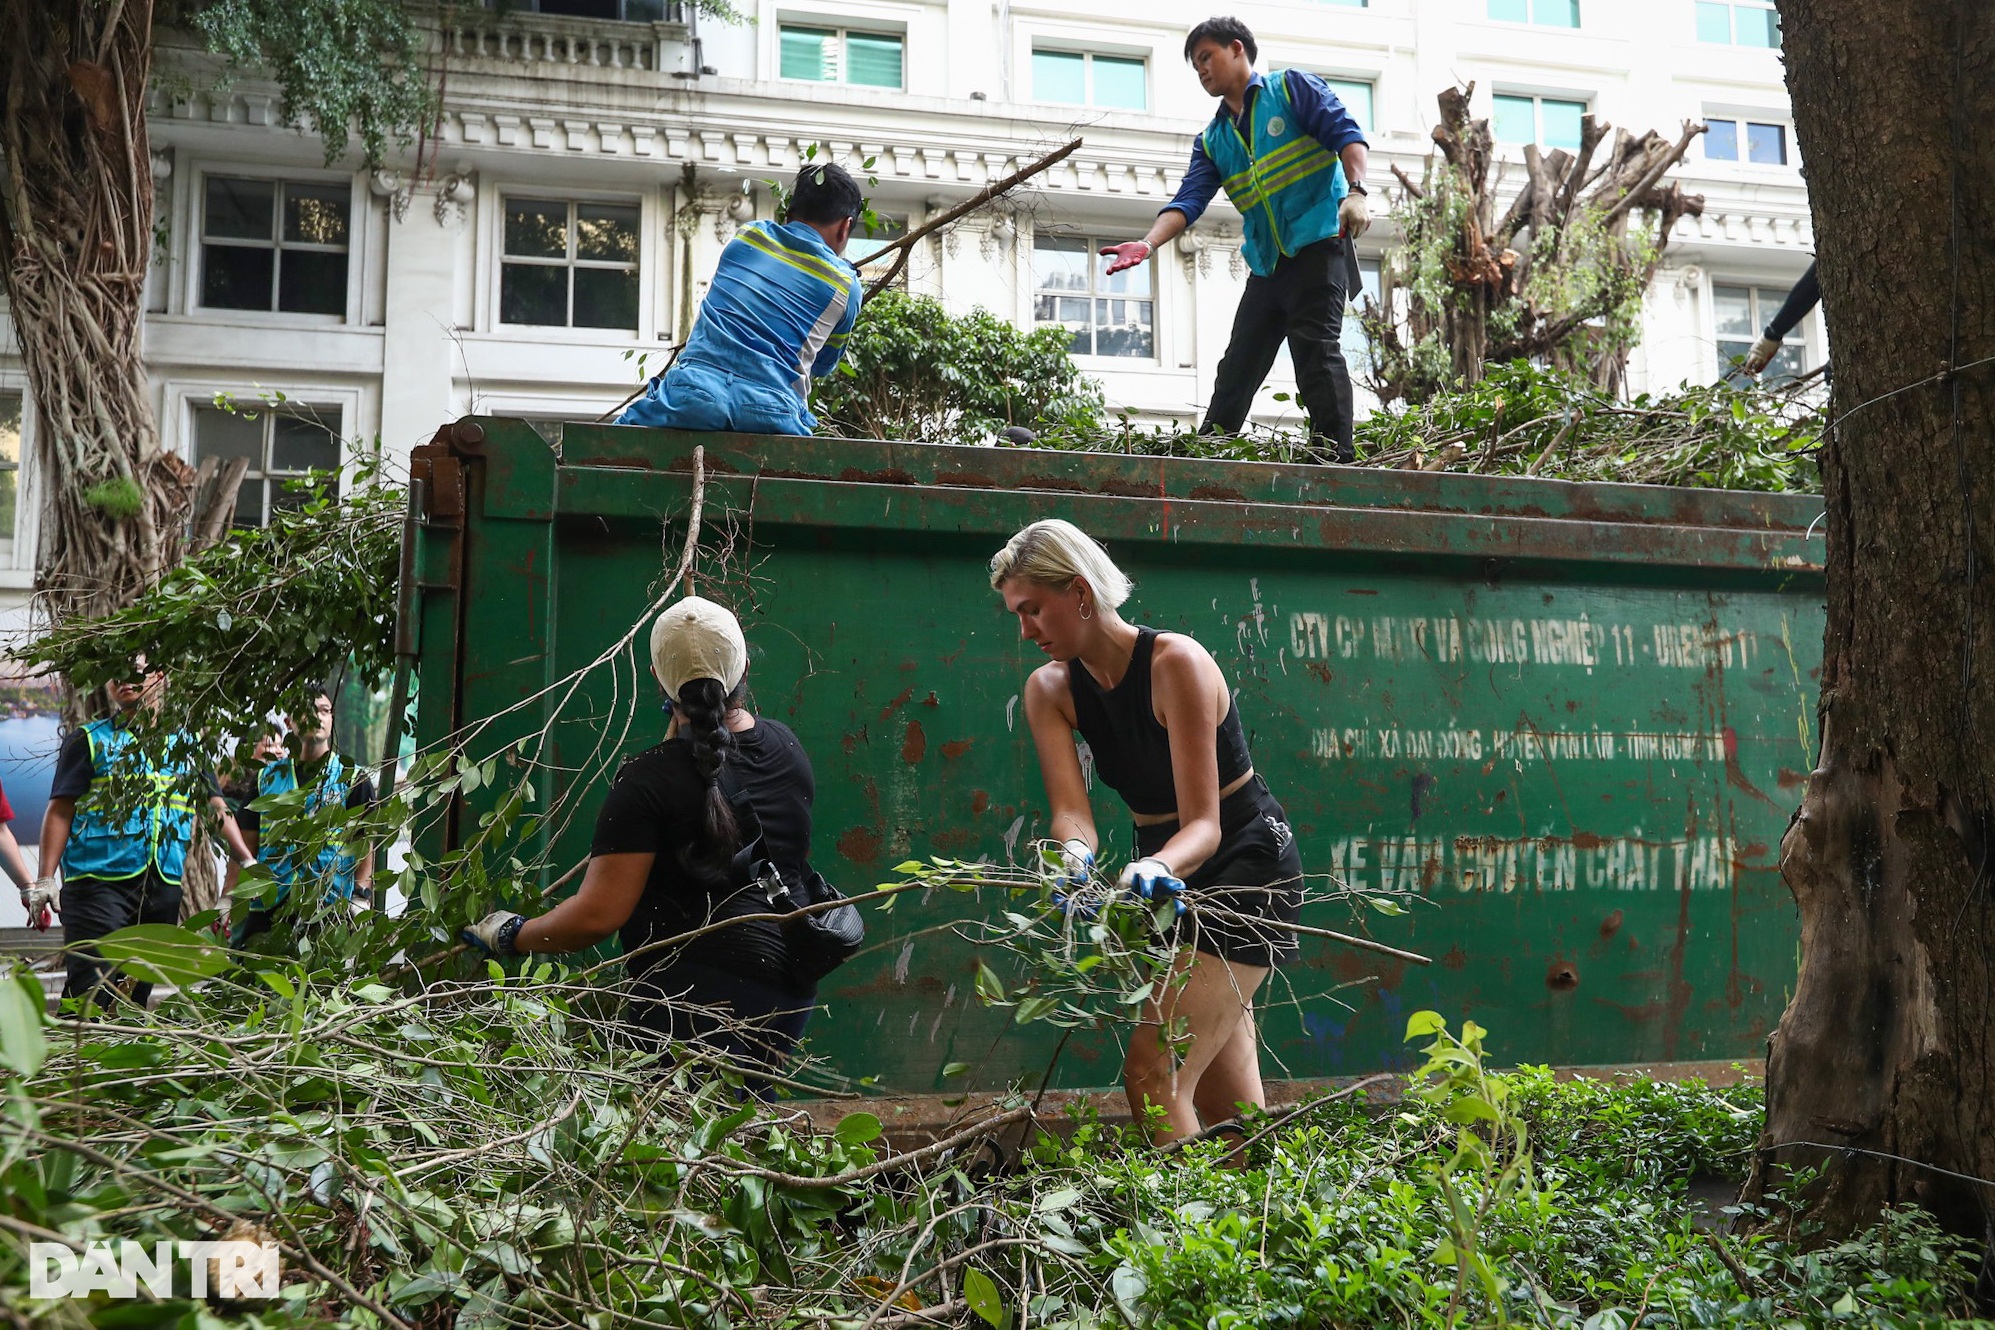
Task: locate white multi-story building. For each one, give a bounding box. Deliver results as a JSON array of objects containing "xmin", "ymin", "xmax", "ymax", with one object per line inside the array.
[{"xmin": 0, "ymin": 0, "xmax": 1817, "ymax": 609}]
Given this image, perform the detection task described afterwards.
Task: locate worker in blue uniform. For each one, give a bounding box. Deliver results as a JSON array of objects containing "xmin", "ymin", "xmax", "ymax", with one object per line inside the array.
[
  {"xmin": 1104, "ymin": 17, "xmax": 1371, "ymax": 463},
  {"xmin": 35, "ymin": 657, "xmax": 257, "ymax": 1011},
  {"xmin": 619, "ymin": 162, "xmax": 865, "ymax": 436},
  {"xmin": 227, "ymin": 687, "xmax": 377, "ymax": 945}
]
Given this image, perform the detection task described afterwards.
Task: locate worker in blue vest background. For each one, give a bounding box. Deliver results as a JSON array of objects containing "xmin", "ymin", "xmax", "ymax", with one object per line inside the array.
[
  {"xmin": 34, "ymin": 657, "xmax": 256, "ymax": 1012},
  {"xmin": 1103, "ymin": 16, "xmax": 1371, "ymax": 463},
  {"xmin": 227, "ymin": 686, "xmax": 377, "ymax": 945},
  {"xmin": 618, "ymin": 162, "xmax": 865, "ymax": 437}
]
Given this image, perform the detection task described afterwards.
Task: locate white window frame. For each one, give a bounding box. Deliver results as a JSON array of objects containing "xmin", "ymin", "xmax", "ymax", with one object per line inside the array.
[
  {"xmin": 1485, "ymin": 0, "xmax": 1580, "ymax": 28},
  {"xmin": 1710, "ymin": 280, "xmax": 1815, "ymax": 383},
  {"xmin": 1491, "ymin": 90, "xmax": 1592, "ymax": 150},
  {"xmin": 774, "ymin": 20, "xmax": 907, "ymax": 90},
  {"xmin": 164, "ymin": 381, "xmax": 372, "ymax": 512},
  {"xmin": 1030, "ymin": 229, "xmax": 1159, "ymax": 366},
  {"xmin": 1028, "ymin": 48, "xmax": 1149, "ymax": 112},
  {"xmin": 478, "ymin": 182, "xmax": 657, "ymax": 341},
  {"xmin": 0, "ymin": 374, "xmax": 41, "ymax": 583},
  {"xmin": 1694, "ymin": 0, "xmax": 1781, "ymax": 47},
  {"xmin": 181, "ymin": 164, "xmax": 363, "ymax": 326},
  {"xmin": 1700, "ymin": 110, "xmax": 1796, "ymax": 169}
]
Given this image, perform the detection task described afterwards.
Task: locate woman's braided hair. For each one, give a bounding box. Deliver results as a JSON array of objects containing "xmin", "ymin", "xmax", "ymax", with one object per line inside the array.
[{"xmin": 673, "ymin": 676, "xmax": 743, "ymax": 874}]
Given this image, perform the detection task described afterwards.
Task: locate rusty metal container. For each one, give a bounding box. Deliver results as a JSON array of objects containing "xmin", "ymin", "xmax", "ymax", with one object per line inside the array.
[{"xmin": 408, "ymin": 419, "xmax": 1822, "ymax": 1090}]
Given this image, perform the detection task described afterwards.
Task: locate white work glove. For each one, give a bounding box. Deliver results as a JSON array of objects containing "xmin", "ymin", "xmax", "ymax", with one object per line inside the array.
[
  {"xmin": 1045, "ymin": 838, "xmax": 1097, "ymax": 918},
  {"xmin": 1099, "ymin": 240, "xmax": 1153, "ymax": 275},
  {"xmin": 1741, "ymin": 333, "xmax": 1782, "ymax": 375},
  {"xmin": 1118, "ymin": 858, "xmax": 1186, "ymax": 918},
  {"xmin": 1338, "ymin": 191, "xmax": 1371, "ymax": 240},
  {"xmin": 21, "ymin": 876, "xmax": 58, "ymax": 931},
  {"xmin": 461, "ymin": 910, "xmax": 525, "ymax": 958}
]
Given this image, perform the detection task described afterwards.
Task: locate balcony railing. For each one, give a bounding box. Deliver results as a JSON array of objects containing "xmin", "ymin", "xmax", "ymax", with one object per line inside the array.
[{"xmin": 447, "ymin": 5, "xmax": 688, "ymax": 73}]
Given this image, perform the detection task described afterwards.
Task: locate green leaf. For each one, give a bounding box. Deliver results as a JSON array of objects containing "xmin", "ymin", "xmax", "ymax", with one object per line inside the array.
[
  {"xmin": 974, "ymin": 960, "xmax": 1006, "ymax": 1003},
  {"xmin": 834, "ymin": 1112, "xmax": 883, "ymax": 1146},
  {"xmin": 963, "ymin": 1266, "xmax": 1008, "ymax": 1328},
  {"xmin": 1404, "ymin": 1010, "xmax": 1447, "ymax": 1041},
  {"xmin": 0, "ymin": 967, "xmax": 47, "ymax": 1077},
  {"xmin": 941, "ymin": 1061, "xmax": 970, "ymax": 1078},
  {"xmin": 96, "ymin": 924, "xmax": 233, "ymax": 988},
  {"xmin": 1443, "ymin": 1095, "xmax": 1501, "ymax": 1125}
]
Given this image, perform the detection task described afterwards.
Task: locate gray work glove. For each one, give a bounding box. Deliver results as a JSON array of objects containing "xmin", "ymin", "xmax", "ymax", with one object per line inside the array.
[
  {"xmin": 1741, "ymin": 334, "xmax": 1782, "ymax": 375},
  {"xmin": 1337, "ymin": 191, "xmax": 1371, "ymax": 240},
  {"xmin": 22, "ymin": 876, "xmax": 58, "ymax": 932},
  {"xmin": 461, "ymin": 910, "xmax": 525, "ymax": 958},
  {"xmin": 1118, "ymin": 857, "xmax": 1186, "ymax": 919}
]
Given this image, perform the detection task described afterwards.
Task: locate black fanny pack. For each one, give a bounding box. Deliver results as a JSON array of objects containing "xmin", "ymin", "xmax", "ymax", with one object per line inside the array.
[{"xmin": 723, "ymin": 775, "xmax": 864, "ymax": 987}]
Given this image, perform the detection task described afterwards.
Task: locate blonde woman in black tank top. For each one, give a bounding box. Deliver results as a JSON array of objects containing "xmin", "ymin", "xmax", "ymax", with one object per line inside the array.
[{"xmin": 991, "ymin": 519, "xmax": 1304, "ymax": 1149}]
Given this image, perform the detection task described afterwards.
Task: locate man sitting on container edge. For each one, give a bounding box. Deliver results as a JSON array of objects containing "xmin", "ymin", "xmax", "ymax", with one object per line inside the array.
[{"xmin": 618, "ymin": 162, "xmax": 865, "ymax": 437}]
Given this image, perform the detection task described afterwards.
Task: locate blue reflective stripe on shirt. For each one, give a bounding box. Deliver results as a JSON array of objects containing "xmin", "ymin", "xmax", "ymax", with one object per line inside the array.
[{"xmin": 1159, "ymin": 69, "xmax": 1368, "ymax": 227}]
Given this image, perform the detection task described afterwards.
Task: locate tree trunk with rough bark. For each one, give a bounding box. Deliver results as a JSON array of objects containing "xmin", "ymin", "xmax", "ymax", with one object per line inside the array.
[
  {"xmin": 0, "ymin": 0, "xmax": 192, "ymax": 640},
  {"xmin": 1751, "ymin": 0, "xmax": 1995, "ymax": 1260}
]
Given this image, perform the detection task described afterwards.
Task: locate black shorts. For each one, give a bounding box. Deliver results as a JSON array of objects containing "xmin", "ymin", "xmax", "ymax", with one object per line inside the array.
[{"xmin": 1135, "ymin": 777, "xmax": 1303, "ymax": 969}]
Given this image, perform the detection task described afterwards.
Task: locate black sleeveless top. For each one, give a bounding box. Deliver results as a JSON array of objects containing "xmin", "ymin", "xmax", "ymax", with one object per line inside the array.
[{"xmin": 1067, "ymin": 627, "xmax": 1253, "ymax": 817}]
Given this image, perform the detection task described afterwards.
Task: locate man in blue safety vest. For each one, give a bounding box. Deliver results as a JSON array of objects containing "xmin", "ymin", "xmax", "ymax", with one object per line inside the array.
[
  {"xmin": 33, "ymin": 657, "xmax": 257, "ymax": 1012},
  {"xmin": 227, "ymin": 687, "xmax": 377, "ymax": 945},
  {"xmin": 619, "ymin": 162, "xmax": 865, "ymax": 437},
  {"xmin": 1103, "ymin": 16, "xmax": 1372, "ymax": 463}
]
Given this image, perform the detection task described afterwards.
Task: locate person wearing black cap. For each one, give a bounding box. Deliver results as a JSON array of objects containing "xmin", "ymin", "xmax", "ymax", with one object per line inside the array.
[
  {"xmin": 619, "ymin": 164, "xmax": 866, "ymax": 436},
  {"xmin": 463, "ymin": 598, "xmax": 827, "ymax": 1086}
]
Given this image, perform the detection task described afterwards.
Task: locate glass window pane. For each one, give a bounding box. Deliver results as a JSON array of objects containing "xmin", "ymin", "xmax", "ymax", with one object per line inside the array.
[
  {"xmin": 1323, "ymin": 78, "xmax": 1374, "ymax": 133},
  {"xmin": 1704, "ymin": 118, "xmax": 1739, "ymax": 160},
  {"xmin": 1746, "ymin": 122, "xmax": 1787, "ymax": 164},
  {"xmin": 1104, "ymin": 250, "xmax": 1151, "ymax": 297},
  {"xmin": 1695, "ymin": 1, "xmax": 1733, "ymax": 43},
  {"xmin": 576, "ymin": 203, "xmax": 640, "ymax": 262},
  {"xmin": 1094, "ymin": 298, "xmax": 1153, "ymax": 358},
  {"xmin": 192, "ymin": 406, "xmax": 265, "ymax": 469},
  {"xmin": 1093, "ymin": 56, "xmax": 1147, "ymax": 111},
  {"xmin": 271, "ymin": 412, "xmax": 341, "ymax": 472},
  {"xmin": 1033, "ymin": 50, "xmax": 1086, "ymax": 104},
  {"xmin": 1033, "ymin": 236, "xmax": 1090, "ymax": 292},
  {"xmin": 277, "ymin": 249, "xmax": 348, "ymax": 315},
  {"xmin": 780, "ymin": 26, "xmax": 833, "ymax": 81},
  {"xmin": 1742, "ymin": 5, "xmax": 1780, "ymax": 46},
  {"xmin": 1713, "ymin": 285, "xmax": 1754, "ymax": 336},
  {"xmin": 1493, "ymin": 94, "xmax": 1537, "ymax": 143},
  {"xmin": 1764, "ymin": 342, "xmax": 1806, "ymax": 385},
  {"xmin": 1487, "ymin": 0, "xmax": 1529, "ymax": 20},
  {"xmin": 845, "ymin": 32, "xmax": 903, "ymax": 88},
  {"xmin": 847, "ymin": 215, "xmax": 905, "ymax": 264},
  {"xmin": 505, "ymin": 200, "xmax": 569, "ymax": 259},
  {"xmin": 0, "ymin": 393, "xmax": 18, "ymax": 543},
  {"xmin": 205, "ymin": 177, "xmax": 274, "ymax": 241},
  {"xmin": 234, "ymin": 479, "xmax": 264, "ymax": 528},
  {"xmin": 282, "ymin": 183, "xmax": 350, "ymax": 246},
  {"xmin": 202, "ymin": 244, "xmax": 275, "ymax": 310},
  {"xmin": 1541, "ymin": 99, "xmax": 1585, "ymax": 150},
  {"xmin": 501, "ymin": 262, "xmax": 568, "ymax": 326},
  {"xmin": 1533, "ymin": 0, "xmax": 1580, "ymax": 26},
  {"xmin": 573, "ymin": 267, "xmax": 639, "ymax": 330}
]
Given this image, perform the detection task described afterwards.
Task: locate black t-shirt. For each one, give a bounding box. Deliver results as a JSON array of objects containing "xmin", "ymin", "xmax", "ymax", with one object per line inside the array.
[{"xmin": 591, "ymin": 717, "xmax": 816, "ymax": 981}]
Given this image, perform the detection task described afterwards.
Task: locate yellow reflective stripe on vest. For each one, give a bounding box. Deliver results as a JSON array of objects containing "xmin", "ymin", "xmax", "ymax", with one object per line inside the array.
[
  {"xmin": 1258, "ymin": 145, "xmax": 1336, "ymax": 198},
  {"xmin": 1255, "ymin": 136, "xmax": 1322, "ymax": 176},
  {"xmin": 738, "ymin": 227, "xmax": 848, "ymax": 291}
]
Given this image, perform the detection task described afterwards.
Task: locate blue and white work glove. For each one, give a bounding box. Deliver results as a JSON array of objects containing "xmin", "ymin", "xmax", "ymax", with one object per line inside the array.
[
  {"xmin": 461, "ymin": 910, "xmax": 525, "ymax": 958},
  {"xmin": 1047, "ymin": 838, "xmax": 1096, "ymax": 917},
  {"xmin": 1118, "ymin": 858, "xmax": 1186, "ymax": 918}
]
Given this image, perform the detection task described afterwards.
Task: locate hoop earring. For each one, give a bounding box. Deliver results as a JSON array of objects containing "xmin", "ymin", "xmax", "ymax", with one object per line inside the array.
[{"xmin": 1079, "ymin": 599, "xmax": 1094, "ymax": 621}]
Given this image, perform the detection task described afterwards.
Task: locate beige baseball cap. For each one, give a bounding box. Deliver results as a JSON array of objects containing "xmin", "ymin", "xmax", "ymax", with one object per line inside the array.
[{"xmin": 649, "ymin": 597, "xmax": 748, "ymax": 701}]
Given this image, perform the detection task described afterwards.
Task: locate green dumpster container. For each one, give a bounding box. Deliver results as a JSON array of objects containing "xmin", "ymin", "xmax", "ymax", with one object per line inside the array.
[{"xmin": 409, "ymin": 419, "xmax": 1822, "ymax": 1091}]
